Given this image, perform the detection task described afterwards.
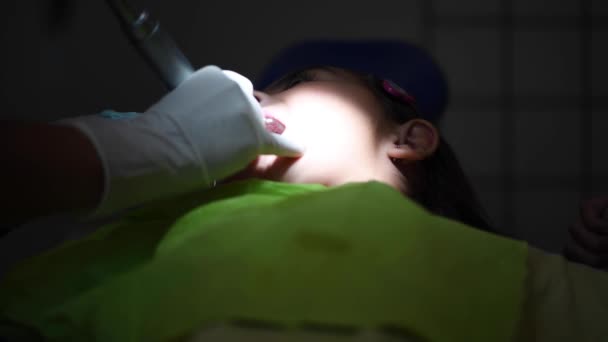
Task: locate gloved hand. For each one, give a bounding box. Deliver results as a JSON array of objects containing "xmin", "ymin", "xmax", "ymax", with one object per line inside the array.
[
  {"xmin": 58, "ymin": 65, "xmax": 305, "ymax": 217},
  {"xmin": 563, "ymin": 196, "xmax": 608, "ymax": 270}
]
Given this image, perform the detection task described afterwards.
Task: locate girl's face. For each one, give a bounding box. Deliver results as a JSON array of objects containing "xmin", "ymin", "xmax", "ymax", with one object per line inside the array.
[{"xmin": 239, "ymin": 67, "xmax": 399, "ymax": 187}]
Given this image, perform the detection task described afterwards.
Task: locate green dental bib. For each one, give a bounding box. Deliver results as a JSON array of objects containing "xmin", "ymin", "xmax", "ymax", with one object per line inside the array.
[{"xmin": 0, "ymin": 180, "xmax": 526, "ymax": 341}]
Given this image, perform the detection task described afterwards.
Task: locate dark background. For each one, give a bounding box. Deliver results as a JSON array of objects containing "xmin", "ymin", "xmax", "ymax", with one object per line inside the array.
[{"xmin": 0, "ymin": 0, "xmax": 607, "ymax": 254}]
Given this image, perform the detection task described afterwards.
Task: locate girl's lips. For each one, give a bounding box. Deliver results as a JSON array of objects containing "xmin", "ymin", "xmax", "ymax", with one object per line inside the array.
[{"xmin": 263, "ymin": 113, "xmax": 286, "ymax": 135}]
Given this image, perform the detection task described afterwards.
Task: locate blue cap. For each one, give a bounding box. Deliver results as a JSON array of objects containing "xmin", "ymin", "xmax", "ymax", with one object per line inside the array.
[{"xmin": 255, "ymin": 40, "xmax": 449, "ymax": 122}]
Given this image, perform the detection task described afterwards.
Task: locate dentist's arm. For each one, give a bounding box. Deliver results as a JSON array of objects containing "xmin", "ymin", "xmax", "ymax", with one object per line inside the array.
[
  {"xmin": 0, "ymin": 122, "xmax": 103, "ymax": 223},
  {"xmin": 1, "ymin": 66, "xmax": 304, "ymax": 224}
]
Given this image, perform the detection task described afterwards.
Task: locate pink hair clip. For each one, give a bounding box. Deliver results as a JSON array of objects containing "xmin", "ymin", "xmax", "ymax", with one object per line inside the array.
[{"xmin": 381, "ymin": 79, "xmax": 416, "ymax": 106}]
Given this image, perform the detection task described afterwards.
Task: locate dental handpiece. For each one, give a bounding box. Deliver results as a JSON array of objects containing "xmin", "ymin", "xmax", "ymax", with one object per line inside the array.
[{"xmin": 105, "ymin": 0, "xmax": 194, "ymax": 89}]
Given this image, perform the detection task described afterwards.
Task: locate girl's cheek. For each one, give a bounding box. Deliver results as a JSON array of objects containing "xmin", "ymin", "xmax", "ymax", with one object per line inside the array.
[{"xmin": 287, "ymin": 112, "xmax": 317, "ymax": 145}]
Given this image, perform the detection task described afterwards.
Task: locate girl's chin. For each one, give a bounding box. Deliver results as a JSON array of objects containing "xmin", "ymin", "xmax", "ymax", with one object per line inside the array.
[
  {"xmin": 220, "ymin": 155, "xmax": 297, "ymax": 185},
  {"xmin": 253, "ymin": 155, "xmax": 302, "ymax": 182},
  {"xmin": 255, "ymin": 155, "xmax": 280, "ymax": 170}
]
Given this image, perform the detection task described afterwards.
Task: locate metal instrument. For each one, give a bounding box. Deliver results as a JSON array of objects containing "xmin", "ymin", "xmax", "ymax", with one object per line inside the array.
[{"xmin": 105, "ymin": 0, "xmax": 194, "ymax": 89}]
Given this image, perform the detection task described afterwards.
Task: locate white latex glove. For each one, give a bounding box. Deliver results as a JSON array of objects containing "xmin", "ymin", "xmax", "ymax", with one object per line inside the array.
[{"xmin": 58, "ymin": 65, "xmax": 305, "ymax": 217}]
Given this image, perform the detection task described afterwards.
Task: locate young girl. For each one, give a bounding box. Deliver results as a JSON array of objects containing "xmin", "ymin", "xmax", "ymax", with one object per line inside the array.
[
  {"xmin": 1, "ymin": 65, "xmax": 606, "ymax": 342},
  {"xmin": 229, "ymin": 65, "xmax": 492, "ymax": 232}
]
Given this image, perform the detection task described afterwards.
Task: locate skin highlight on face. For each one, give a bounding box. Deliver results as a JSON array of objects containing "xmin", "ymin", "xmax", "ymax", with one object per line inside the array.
[{"xmin": 227, "ymin": 67, "xmax": 439, "ymax": 193}]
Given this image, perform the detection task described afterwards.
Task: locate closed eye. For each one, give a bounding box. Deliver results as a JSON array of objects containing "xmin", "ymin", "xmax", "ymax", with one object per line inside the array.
[
  {"xmin": 283, "ymin": 70, "xmax": 316, "ymax": 90},
  {"xmin": 266, "ymin": 70, "xmax": 317, "ymax": 93}
]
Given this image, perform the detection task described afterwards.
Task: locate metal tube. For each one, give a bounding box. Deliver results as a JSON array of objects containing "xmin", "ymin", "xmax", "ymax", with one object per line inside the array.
[{"xmin": 105, "ymin": 0, "xmax": 194, "ymax": 89}]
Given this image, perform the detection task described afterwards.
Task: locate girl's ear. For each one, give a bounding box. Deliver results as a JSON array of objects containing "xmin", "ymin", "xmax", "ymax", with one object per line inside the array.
[{"xmin": 387, "ymin": 119, "xmax": 439, "ymax": 162}]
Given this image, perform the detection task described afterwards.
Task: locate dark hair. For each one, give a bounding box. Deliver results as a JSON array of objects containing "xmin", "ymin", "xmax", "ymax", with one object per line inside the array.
[
  {"xmin": 357, "ymin": 72, "xmax": 495, "ymax": 232},
  {"xmin": 265, "ymin": 66, "xmax": 494, "ymax": 232},
  {"xmin": 412, "ymin": 137, "xmax": 494, "ymax": 232}
]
